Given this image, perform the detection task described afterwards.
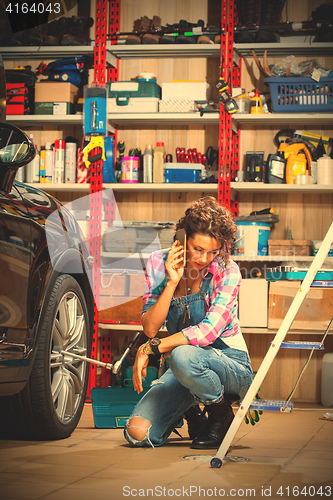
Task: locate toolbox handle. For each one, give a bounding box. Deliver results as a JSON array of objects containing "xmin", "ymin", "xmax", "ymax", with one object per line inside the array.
[{"xmin": 116, "ymin": 95, "xmax": 130, "ymax": 106}]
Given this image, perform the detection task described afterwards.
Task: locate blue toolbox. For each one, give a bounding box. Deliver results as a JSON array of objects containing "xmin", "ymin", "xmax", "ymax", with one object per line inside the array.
[{"xmin": 164, "ymin": 164, "xmax": 204, "ymax": 183}]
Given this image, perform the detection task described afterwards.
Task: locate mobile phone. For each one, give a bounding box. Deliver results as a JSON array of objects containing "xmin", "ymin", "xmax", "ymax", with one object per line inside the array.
[{"xmin": 175, "ymin": 228, "xmax": 187, "ymax": 267}]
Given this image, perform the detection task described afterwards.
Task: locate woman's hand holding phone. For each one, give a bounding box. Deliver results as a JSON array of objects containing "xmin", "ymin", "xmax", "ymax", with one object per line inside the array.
[{"xmin": 165, "ymin": 240, "xmax": 185, "ymax": 286}]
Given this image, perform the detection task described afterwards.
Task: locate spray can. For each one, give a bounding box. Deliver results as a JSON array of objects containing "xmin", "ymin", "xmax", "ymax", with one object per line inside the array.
[
  {"xmin": 250, "ymin": 89, "xmax": 262, "ymax": 114},
  {"xmin": 65, "ymin": 142, "xmax": 77, "ymax": 183},
  {"xmin": 45, "ymin": 142, "xmax": 54, "ymax": 183},
  {"xmin": 39, "ymin": 147, "xmax": 46, "ymax": 183},
  {"xmin": 143, "ymin": 144, "xmax": 153, "ymax": 183},
  {"xmin": 54, "ymin": 139, "xmax": 65, "ymax": 183}
]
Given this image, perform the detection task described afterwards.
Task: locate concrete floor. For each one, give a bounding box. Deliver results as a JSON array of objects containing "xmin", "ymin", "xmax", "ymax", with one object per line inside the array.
[{"xmin": 0, "ymin": 403, "xmax": 332, "ymax": 500}]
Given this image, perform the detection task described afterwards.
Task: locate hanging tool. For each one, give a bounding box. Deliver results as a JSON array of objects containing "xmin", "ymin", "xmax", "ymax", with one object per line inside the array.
[
  {"xmin": 215, "ymin": 77, "xmax": 239, "ymax": 114},
  {"xmin": 61, "ymin": 331, "xmax": 141, "ymax": 374}
]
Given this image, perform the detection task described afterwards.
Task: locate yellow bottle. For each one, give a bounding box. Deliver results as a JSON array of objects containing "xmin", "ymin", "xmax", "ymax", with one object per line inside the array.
[{"xmin": 250, "ymin": 89, "xmax": 262, "ymax": 114}]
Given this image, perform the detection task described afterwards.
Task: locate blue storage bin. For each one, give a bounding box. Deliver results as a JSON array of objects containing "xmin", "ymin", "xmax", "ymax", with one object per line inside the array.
[{"xmin": 264, "ymin": 77, "xmax": 333, "ymax": 113}]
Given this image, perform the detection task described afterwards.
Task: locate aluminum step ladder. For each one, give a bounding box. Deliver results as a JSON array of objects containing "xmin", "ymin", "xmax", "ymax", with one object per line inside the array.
[{"xmin": 211, "ymin": 222, "xmax": 333, "ymax": 468}]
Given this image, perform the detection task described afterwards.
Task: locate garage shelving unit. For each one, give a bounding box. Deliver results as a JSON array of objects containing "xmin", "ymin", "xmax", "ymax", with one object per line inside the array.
[{"xmin": 85, "ymin": 0, "xmax": 333, "ymax": 393}]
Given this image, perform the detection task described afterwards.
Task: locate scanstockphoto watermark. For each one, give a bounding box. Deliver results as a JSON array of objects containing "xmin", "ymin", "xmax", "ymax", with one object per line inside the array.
[
  {"xmin": 123, "ymin": 485, "xmax": 332, "ymax": 497},
  {"xmin": 123, "ymin": 486, "xmax": 257, "ymax": 497},
  {"xmin": 45, "ymin": 188, "xmax": 166, "ymax": 311}
]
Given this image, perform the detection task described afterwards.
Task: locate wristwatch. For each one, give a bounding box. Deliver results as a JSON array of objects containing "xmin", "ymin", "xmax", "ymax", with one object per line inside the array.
[{"xmin": 149, "ymin": 338, "xmax": 161, "ymax": 356}]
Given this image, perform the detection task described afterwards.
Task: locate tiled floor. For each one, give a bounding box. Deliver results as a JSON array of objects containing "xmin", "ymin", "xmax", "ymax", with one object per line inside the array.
[{"xmin": 0, "ymin": 403, "xmax": 332, "ymax": 500}]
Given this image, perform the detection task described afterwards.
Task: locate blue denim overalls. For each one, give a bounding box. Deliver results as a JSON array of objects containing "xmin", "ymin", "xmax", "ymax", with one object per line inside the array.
[{"xmin": 124, "ymin": 272, "xmax": 253, "ymax": 447}]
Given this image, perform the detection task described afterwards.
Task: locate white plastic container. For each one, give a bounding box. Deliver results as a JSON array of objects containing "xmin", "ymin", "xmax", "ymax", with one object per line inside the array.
[
  {"xmin": 153, "ymin": 142, "xmax": 165, "ymax": 184},
  {"xmin": 234, "ymin": 221, "xmax": 271, "ymax": 258},
  {"xmin": 317, "ymin": 154, "xmax": 333, "ymax": 185},
  {"xmin": 321, "ymin": 353, "xmax": 333, "ymax": 407}
]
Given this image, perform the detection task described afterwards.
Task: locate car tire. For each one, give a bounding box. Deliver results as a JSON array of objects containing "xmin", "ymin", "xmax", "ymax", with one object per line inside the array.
[{"xmin": 0, "ymin": 274, "xmax": 92, "ymax": 440}]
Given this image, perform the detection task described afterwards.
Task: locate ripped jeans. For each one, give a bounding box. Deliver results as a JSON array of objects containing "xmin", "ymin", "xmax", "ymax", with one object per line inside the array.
[{"xmin": 124, "ymin": 345, "xmax": 253, "ymax": 447}]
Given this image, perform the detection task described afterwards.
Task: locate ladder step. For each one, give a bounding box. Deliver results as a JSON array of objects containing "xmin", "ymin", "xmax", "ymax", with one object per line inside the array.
[
  {"xmin": 248, "ymin": 399, "xmax": 293, "ymax": 412},
  {"xmin": 279, "ymin": 341, "xmax": 324, "ymax": 350}
]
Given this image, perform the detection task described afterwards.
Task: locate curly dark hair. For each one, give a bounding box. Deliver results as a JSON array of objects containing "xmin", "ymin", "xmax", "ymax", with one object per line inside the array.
[{"xmin": 174, "ymin": 196, "xmax": 236, "ymax": 257}]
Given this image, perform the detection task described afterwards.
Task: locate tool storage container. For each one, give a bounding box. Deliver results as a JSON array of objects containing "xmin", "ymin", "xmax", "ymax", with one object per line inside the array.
[
  {"xmin": 108, "ymin": 80, "xmax": 161, "ymax": 113},
  {"xmin": 91, "ymin": 367, "xmax": 158, "ymax": 428},
  {"xmin": 91, "ymin": 386, "xmax": 150, "ymax": 428},
  {"xmin": 264, "ymin": 77, "xmax": 333, "ymax": 113},
  {"xmin": 164, "ymin": 164, "xmax": 203, "ymax": 183}
]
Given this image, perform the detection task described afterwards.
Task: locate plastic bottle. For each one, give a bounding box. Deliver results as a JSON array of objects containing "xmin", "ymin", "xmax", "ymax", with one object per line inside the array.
[
  {"xmin": 103, "ymin": 136, "xmax": 115, "ymax": 183},
  {"xmin": 250, "ymin": 89, "xmax": 262, "ymax": 114},
  {"xmin": 153, "ymin": 142, "xmax": 165, "ymax": 183},
  {"xmin": 45, "ymin": 142, "xmax": 54, "ymax": 183},
  {"xmin": 143, "ymin": 144, "xmax": 153, "ymax": 183}
]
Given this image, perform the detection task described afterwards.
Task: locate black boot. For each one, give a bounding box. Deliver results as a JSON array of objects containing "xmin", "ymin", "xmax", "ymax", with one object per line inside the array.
[
  {"xmin": 184, "ymin": 404, "xmax": 207, "ymax": 440},
  {"xmin": 191, "ymin": 400, "xmax": 234, "ymax": 449}
]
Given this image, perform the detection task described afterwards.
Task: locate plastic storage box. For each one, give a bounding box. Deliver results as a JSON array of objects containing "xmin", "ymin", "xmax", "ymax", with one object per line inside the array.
[
  {"xmin": 264, "ymin": 77, "xmax": 333, "ymax": 113},
  {"xmin": 91, "ymin": 386, "xmax": 150, "ymax": 428},
  {"xmin": 108, "ymin": 80, "xmax": 161, "ymax": 113}
]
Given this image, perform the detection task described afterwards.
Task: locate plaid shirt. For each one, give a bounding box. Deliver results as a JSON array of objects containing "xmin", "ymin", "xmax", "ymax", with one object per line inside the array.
[{"xmin": 142, "ymin": 249, "xmax": 243, "ymax": 348}]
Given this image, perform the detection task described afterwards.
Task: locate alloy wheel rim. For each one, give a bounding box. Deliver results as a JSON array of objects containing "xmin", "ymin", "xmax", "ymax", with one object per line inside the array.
[{"xmin": 50, "ymin": 291, "xmax": 87, "ymax": 424}]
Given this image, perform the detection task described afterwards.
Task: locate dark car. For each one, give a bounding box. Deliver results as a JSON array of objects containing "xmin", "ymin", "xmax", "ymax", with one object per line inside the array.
[{"xmin": 0, "ymin": 122, "xmax": 94, "ymax": 440}]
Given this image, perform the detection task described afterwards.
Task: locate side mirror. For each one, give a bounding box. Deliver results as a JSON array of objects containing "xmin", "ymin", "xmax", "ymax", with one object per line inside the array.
[{"xmin": 0, "ymin": 122, "xmax": 36, "ymax": 192}]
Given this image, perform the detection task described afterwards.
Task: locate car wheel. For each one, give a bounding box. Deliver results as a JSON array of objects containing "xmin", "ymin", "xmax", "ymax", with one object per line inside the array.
[{"xmin": 0, "ymin": 274, "xmax": 92, "ymax": 440}]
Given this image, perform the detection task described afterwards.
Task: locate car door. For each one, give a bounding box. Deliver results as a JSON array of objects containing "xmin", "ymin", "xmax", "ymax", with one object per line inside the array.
[{"xmin": 0, "ymin": 183, "xmax": 32, "ymax": 379}]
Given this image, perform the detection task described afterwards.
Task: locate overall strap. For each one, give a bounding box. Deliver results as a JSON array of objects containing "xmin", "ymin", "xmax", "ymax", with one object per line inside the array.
[{"xmin": 200, "ymin": 272, "xmax": 214, "ymax": 295}]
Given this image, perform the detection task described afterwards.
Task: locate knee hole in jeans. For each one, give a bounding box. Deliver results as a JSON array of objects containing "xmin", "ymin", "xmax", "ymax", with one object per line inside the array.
[{"xmin": 127, "ymin": 416, "xmax": 151, "ymax": 441}]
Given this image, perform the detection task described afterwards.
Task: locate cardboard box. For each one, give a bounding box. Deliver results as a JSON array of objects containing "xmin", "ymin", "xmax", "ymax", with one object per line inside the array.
[
  {"xmin": 268, "ymin": 240, "xmax": 312, "ymax": 257},
  {"xmin": 35, "ymin": 82, "xmax": 79, "ymax": 104},
  {"xmin": 268, "ymin": 280, "xmax": 333, "ymax": 330},
  {"xmin": 238, "ymin": 279, "xmax": 268, "ymax": 328},
  {"xmin": 161, "ymin": 82, "xmax": 210, "ymax": 101}
]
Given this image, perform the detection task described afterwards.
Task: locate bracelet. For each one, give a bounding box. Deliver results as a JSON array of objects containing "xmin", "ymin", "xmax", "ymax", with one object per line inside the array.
[{"xmin": 138, "ymin": 341, "xmax": 153, "ymax": 357}]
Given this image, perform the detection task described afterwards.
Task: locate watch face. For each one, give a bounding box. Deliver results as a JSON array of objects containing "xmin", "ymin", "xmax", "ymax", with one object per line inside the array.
[{"xmin": 150, "ymin": 338, "xmax": 161, "ymax": 346}]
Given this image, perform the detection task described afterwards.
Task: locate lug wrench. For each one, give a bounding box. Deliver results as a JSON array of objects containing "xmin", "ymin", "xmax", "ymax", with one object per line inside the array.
[{"xmin": 61, "ymin": 331, "xmax": 142, "ymax": 374}]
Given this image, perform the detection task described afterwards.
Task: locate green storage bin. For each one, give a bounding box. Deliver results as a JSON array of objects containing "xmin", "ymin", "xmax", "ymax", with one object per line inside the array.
[{"xmin": 91, "ymin": 386, "xmax": 150, "ymax": 428}]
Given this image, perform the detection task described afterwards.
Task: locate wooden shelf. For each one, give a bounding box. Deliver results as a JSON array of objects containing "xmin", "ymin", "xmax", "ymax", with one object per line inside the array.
[
  {"xmin": 231, "ymin": 182, "xmax": 333, "ymax": 193},
  {"xmin": 26, "ymin": 183, "xmax": 90, "ymax": 192},
  {"xmin": 7, "ymin": 115, "xmax": 83, "ymax": 126},
  {"xmin": 234, "ymin": 42, "xmax": 333, "ymax": 58},
  {"xmin": 233, "ymin": 255, "xmax": 333, "ymax": 263},
  {"xmin": 26, "ymin": 182, "xmax": 333, "ymax": 194},
  {"xmin": 0, "ymin": 46, "xmax": 94, "ymax": 60},
  {"xmin": 108, "ymin": 112, "xmax": 219, "ymax": 126},
  {"xmin": 103, "ymin": 182, "xmax": 217, "ymax": 192},
  {"xmin": 241, "ymin": 327, "xmax": 333, "ymax": 335},
  {"xmin": 108, "ymin": 43, "xmax": 221, "ymax": 59},
  {"xmin": 232, "ymin": 113, "xmax": 333, "ymax": 126}
]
